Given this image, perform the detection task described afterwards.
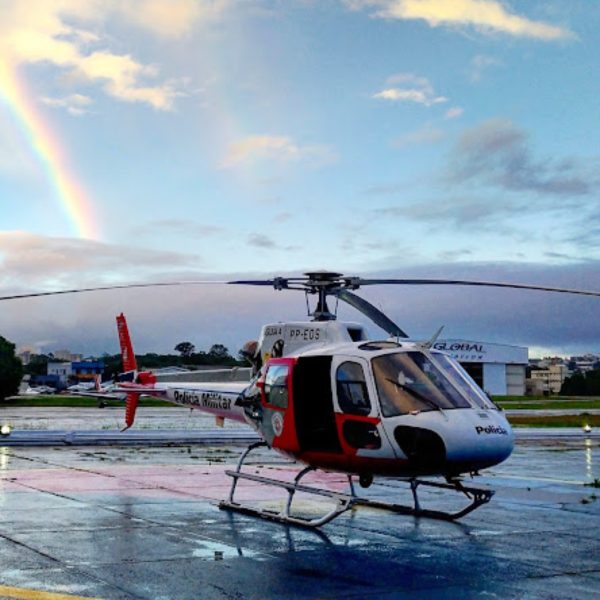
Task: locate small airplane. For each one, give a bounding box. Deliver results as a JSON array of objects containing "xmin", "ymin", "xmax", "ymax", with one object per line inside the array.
[
  {"xmin": 3, "ymin": 271, "xmax": 600, "ymax": 527},
  {"xmin": 21, "ymin": 385, "xmax": 56, "ymax": 395},
  {"xmin": 64, "ymin": 377, "xmax": 126, "ymax": 405}
]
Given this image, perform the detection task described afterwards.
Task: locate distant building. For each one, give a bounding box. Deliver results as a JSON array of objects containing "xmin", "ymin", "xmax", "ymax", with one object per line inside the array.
[
  {"xmin": 570, "ymin": 354, "xmax": 600, "ymax": 373},
  {"xmin": 52, "ymin": 349, "xmax": 83, "ymax": 362},
  {"xmin": 47, "ymin": 362, "xmax": 73, "ymax": 387},
  {"xmin": 29, "ymin": 374, "xmax": 62, "ymax": 389},
  {"xmin": 71, "ymin": 360, "xmax": 104, "ymax": 382},
  {"xmin": 17, "ymin": 347, "xmax": 37, "ymax": 365},
  {"xmin": 432, "ymin": 339, "xmax": 528, "ymax": 396},
  {"xmin": 529, "ymin": 364, "xmax": 569, "ymax": 394}
]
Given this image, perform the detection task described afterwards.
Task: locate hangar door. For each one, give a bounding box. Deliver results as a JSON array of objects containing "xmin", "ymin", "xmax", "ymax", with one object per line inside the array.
[{"xmin": 506, "ymin": 365, "xmax": 526, "ymax": 396}]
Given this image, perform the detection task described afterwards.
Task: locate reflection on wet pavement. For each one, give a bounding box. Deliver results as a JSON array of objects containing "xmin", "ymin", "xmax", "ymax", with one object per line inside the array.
[{"xmin": 0, "ymin": 437, "xmax": 598, "ymax": 599}]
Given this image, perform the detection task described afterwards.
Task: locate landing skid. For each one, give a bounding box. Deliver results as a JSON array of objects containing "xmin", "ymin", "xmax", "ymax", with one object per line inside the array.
[{"xmin": 218, "ymin": 442, "xmax": 495, "ymax": 528}]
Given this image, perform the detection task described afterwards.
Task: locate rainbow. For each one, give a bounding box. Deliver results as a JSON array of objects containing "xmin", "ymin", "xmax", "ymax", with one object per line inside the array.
[{"xmin": 0, "ymin": 59, "xmax": 99, "ymax": 240}]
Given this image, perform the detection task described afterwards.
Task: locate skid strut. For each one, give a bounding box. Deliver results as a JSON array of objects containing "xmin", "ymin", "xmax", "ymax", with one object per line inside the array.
[
  {"xmin": 218, "ymin": 443, "xmax": 495, "ymax": 528},
  {"xmin": 219, "ymin": 442, "xmax": 353, "ymax": 527}
]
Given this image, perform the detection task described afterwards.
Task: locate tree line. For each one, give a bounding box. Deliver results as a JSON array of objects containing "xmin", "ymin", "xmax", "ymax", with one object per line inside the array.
[
  {"xmin": 0, "ymin": 336, "xmax": 23, "ymax": 400},
  {"xmin": 24, "ymin": 343, "xmax": 244, "ymax": 379},
  {"xmin": 560, "ymin": 369, "xmax": 600, "ymax": 396},
  {"xmin": 101, "ymin": 342, "xmax": 245, "ymax": 379},
  {"xmin": 0, "ymin": 336, "xmax": 246, "ymax": 399}
]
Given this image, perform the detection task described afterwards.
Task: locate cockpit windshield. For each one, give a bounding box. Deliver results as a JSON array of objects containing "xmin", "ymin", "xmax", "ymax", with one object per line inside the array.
[
  {"xmin": 372, "ymin": 351, "xmax": 472, "ymax": 417},
  {"xmin": 432, "ymin": 353, "xmax": 497, "ymax": 410}
]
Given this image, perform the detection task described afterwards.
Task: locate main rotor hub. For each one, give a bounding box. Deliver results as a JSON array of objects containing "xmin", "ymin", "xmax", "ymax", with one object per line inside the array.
[
  {"xmin": 304, "ymin": 270, "xmax": 343, "ymax": 282},
  {"xmin": 228, "ymin": 271, "xmax": 406, "ymax": 335},
  {"xmin": 303, "ymin": 271, "xmax": 360, "ymax": 293},
  {"xmin": 301, "ymin": 272, "xmax": 345, "ymax": 321}
]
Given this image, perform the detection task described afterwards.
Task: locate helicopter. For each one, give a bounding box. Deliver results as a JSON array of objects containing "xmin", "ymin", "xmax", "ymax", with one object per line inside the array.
[{"xmin": 3, "ymin": 270, "xmax": 600, "ymax": 528}]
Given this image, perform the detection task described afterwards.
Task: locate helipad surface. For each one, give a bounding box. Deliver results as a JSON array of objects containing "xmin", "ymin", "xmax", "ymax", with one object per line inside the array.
[{"xmin": 0, "ymin": 437, "xmax": 598, "ymax": 599}]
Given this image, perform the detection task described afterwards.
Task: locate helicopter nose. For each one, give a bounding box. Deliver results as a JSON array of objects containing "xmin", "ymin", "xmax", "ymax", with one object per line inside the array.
[{"xmin": 444, "ymin": 411, "xmax": 514, "ymax": 473}]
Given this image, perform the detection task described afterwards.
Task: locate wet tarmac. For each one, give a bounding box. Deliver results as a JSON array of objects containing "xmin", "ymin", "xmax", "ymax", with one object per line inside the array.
[{"xmin": 0, "ymin": 436, "xmax": 599, "ymax": 599}]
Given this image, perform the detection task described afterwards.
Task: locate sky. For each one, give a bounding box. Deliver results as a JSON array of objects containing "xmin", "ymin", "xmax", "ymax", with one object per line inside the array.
[{"xmin": 0, "ymin": 0, "xmax": 599, "ymax": 358}]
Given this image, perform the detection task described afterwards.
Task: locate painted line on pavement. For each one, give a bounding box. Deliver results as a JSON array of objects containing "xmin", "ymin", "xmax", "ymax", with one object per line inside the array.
[{"xmin": 0, "ymin": 585, "xmax": 101, "ymax": 600}]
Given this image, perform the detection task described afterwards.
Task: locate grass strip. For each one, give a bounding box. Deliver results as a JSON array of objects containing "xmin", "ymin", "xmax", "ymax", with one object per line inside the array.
[
  {"xmin": 498, "ymin": 400, "xmax": 600, "ymax": 410},
  {"xmin": 508, "ymin": 414, "xmax": 600, "ymax": 428}
]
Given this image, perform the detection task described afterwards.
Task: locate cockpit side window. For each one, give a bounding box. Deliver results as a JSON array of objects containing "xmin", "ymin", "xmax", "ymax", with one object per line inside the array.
[
  {"xmin": 264, "ymin": 364, "xmax": 289, "ymax": 408},
  {"xmin": 336, "ymin": 361, "xmax": 371, "ymax": 416}
]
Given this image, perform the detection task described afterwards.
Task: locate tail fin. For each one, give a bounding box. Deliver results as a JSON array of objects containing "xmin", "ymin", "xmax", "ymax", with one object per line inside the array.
[
  {"xmin": 123, "ymin": 392, "xmax": 140, "ymax": 431},
  {"xmin": 116, "ymin": 313, "xmax": 156, "ymax": 430},
  {"xmin": 116, "ymin": 313, "xmax": 137, "ymax": 374},
  {"xmin": 117, "ymin": 313, "xmax": 156, "ymax": 431},
  {"xmin": 117, "ymin": 313, "xmax": 140, "ymax": 430}
]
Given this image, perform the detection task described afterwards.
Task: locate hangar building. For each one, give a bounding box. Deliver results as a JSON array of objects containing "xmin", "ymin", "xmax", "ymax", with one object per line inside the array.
[{"xmin": 432, "ymin": 339, "xmax": 528, "ymax": 396}]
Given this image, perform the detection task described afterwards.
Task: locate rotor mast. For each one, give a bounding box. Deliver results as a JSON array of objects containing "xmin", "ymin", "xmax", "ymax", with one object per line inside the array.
[{"xmin": 304, "ymin": 271, "xmax": 345, "ymax": 321}]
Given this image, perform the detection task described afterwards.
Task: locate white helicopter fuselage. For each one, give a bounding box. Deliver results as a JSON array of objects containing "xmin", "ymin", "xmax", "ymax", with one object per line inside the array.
[
  {"xmin": 256, "ymin": 336, "xmax": 513, "ymax": 478},
  {"xmin": 138, "ymin": 320, "xmax": 513, "ymax": 480}
]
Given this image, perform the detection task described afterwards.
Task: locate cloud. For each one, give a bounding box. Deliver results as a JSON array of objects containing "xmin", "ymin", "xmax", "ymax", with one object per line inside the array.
[
  {"xmin": 0, "ymin": 232, "xmax": 304, "ymax": 355},
  {"xmin": 220, "ymin": 135, "xmax": 338, "ymax": 169},
  {"xmin": 0, "ymin": 1, "xmax": 226, "ymax": 110},
  {"xmin": 373, "ymin": 73, "xmax": 447, "ymax": 107},
  {"xmin": 392, "ymin": 124, "xmax": 445, "ymax": 148},
  {"xmin": 1, "ymin": 279, "xmax": 304, "ymax": 357},
  {"xmin": 1, "ymin": 248, "xmax": 599, "ymax": 356},
  {"xmin": 565, "ymin": 221, "xmax": 600, "ymax": 251},
  {"xmin": 72, "ymin": 51, "xmax": 181, "ymax": 110},
  {"xmin": 115, "ymin": 0, "xmax": 231, "ymax": 38},
  {"xmin": 345, "ymin": 0, "xmax": 573, "ymax": 40},
  {"xmin": 438, "ymin": 248, "xmax": 474, "ymax": 261},
  {"xmin": 273, "ymin": 212, "xmax": 292, "ymax": 224},
  {"xmin": 353, "ymin": 261, "xmax": 600, "ymax": 353},
  {"xmin": 247, "ymin": 232, "xmax": 299, "ymax": 252},
  {"xmin": 371, "ymin": 187, "xmax": 595, "ymax": 241},
  {"xmin": 444, "ymin": 106, "xmax": 464, "ymax": 119},
  {"xmin": 448, "ymin": 118, "xmax": 596, "ymax": 196},
  {"xmin": 0, "ymin": 231, "xmax": 203, "ymax": 289},
  {"xmin": 468, "ymin": 54, "xmax": 503, "ymax": 82},
  {"xmin": 40, "ymin": 93, "xmax": 93, "ymax": 116},
  {"xmin": 133, "ymin": 219, "xmax": 225, "ymax": 237},
  {"xmin": 372, "ymin": 196, "xmax": 509, "ymax": 228},
  {"xmin": 247, "ymin": 233, "xmax": 276, "ymax": 249},
  {"xmin": 362, "ymin": 183, "xmax": 408, "ymax": 196}
]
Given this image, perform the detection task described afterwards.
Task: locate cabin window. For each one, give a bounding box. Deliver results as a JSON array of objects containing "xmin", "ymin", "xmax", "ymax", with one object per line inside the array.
[
  {"xmin": 347, "ymin": 326, "xmax": 366, "ymax": 341},
  {"xmin": 264, "ymin": 364, "xmax": 289, "ymax": 408},
  {"xmin": 336, "ymin": 361, "xmax": 371, "ymax": 416}
]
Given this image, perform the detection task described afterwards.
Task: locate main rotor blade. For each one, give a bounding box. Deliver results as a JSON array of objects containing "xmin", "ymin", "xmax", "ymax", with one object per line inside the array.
[
  {"xmin": 228, "ymin": 280, "xmax": 277, "ymax": 286},
  {"xmin": 229, "ymin": 277, "xmax": 308, "ymax": 288},
  {"xmin": 355, "ymin": 278, "xmax": 600, "ymax": 297},
  {"xmin": 0, "ymin": 281, "xmax": 227, "ymax": 302},
  {"xmin": 337, "ymin": 289, "xmax": 409, "ymax": 338}
]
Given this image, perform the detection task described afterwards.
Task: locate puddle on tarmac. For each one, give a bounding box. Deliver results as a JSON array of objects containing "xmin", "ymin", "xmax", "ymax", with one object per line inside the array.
[{"xmin": 192, "ymin": 538, "xmax": 264, "ymax": 560}]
